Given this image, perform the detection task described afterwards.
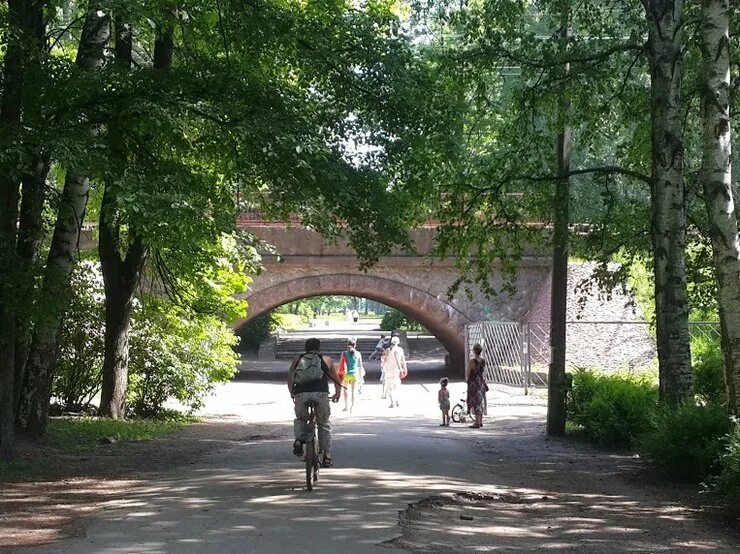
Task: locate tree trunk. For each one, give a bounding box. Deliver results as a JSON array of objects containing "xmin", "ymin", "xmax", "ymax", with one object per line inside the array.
[
  {"xmin": 98, "ymin": 187, "xmax": 149, "ymax": 418},
  {"xmin": 0, "ymin": 0, "xmax": 30, "ymax": 459},
  {"xmin": 99, "ymin": 13, "xmax": 174, "ymax": 418},
  {"xmin": 98, "ymin": 12, "xmax": 135, "ymax": 419},
  {"xmin": 13, "ymin": 2, "xmax": 50, "ymax": 419},
  {"xmin": 14, "ymin": 157, "xmax": 49, "ymax": 415},
  {"xmin": 20, "ymin": 4, "xmax": 111, "ymax": 436},
  {"xmin": 699, "ymin": 0, "xmax": 740, "ymax": 413},
  {"xmin": 547, "ymin": 7, "xmax": 571, "ymax": 437},
  {"xmin": 98, "ymin": 257, "xmax": 140, "ymax": 419},
  {"xmin": 643, "ymin": 0, "xmax": 692, "ymax": 405}
]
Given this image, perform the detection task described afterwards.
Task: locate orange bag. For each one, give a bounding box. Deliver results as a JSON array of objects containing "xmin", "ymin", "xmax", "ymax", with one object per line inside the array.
[{"xmin": 338, "ymin": 352, "xmax": 347, "ymax": 378}]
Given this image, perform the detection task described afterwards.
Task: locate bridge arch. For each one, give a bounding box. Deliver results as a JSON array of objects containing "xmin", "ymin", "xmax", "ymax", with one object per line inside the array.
[{"xmin": 234, "ymin": 273, "xmax": 469, "ymax": 372}]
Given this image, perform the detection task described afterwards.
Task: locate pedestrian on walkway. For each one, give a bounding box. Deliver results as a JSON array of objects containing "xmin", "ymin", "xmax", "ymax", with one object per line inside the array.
[
  {"xmin": 369, "ymin": 334, "xmax": 387, "ymax": 360},
  {"xmin": 339, "ymin": 338, "xmax": 364, "ymax": 412},
  {"xmin": 382, "ymin": 336, "xmax": 407, "ymax": 408},
  {"xmin": 466, "ymin": 343, "xmax": 488, "ymax": 428},
  {"xmin": 352, "ymin": 309, "xmax": 359, "ymax": 323},
  {"xmin": 438, "ymin": 377, "xmax": 450, "ymax": 426}
]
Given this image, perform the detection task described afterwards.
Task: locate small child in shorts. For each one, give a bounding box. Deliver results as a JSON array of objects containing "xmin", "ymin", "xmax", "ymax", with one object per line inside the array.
[{"xmin": 438, "ymin": 377, "xmax": 450, "ymax": 426}]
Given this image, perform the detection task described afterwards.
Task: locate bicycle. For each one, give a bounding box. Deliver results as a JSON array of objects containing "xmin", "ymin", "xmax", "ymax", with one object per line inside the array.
[
  {"xmin": 301, "ymin": 396, "xmax": 339, "ymax": 491},
  {"xmin": 451, "ymin": 398, "xmax": 469, "ymax": 423},
  {"xmin": 303, "ymin": 400, "xmax": 321, "ymax": 491}
]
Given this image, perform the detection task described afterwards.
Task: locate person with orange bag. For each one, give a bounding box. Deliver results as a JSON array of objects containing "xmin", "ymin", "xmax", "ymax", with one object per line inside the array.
[{"xmin": 338, "ymin": 338, "xmax": 364, "ymax": 413}]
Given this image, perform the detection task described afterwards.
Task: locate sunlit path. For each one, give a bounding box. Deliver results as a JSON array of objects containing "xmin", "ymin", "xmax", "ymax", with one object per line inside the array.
[{"xmin": 24, "ymin": 382, "xmax": 738, "ymax": 553}]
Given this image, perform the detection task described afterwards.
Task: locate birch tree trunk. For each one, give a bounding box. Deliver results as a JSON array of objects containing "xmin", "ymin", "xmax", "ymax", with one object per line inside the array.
[
  {"xmin": 699, "ymin": 0, "xmax": 740, "ymax": 414},
  {"xmin": 21, "ymin": 4, "xmax": 111, "ymax": 436},
  {"xmin": 643, "ymin": 0, "xmax": 693, "ymax": 405}
]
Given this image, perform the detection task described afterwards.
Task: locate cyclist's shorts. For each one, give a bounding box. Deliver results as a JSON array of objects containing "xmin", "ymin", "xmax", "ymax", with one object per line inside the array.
[{"xmin": 343, "ymin": 374, "xmax": 357, "ymax": 384}]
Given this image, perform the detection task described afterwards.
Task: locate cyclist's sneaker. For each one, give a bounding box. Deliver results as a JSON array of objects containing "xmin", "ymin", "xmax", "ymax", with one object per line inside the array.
[{"xmin": 293, "ymin": 439, "xmax": 303, "ymax": 457}]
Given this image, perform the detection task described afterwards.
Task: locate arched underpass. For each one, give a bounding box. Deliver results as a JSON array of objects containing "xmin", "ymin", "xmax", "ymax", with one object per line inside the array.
[{"xmin": 233, "ymin": 273, "xmax": 470, "ymax": 373}]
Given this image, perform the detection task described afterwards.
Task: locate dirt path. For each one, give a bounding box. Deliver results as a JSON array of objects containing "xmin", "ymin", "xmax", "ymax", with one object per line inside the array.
[
  {"xmin": 392, "ymin": 402, "xmax": 740, "ymax": 551},
  {"xmin": 1, "ymin": 382, "xmax": 738, "ymax": 552},
  {"xmin": 0, "ymin": 417, "xmax": 274, "ymax": 549}
]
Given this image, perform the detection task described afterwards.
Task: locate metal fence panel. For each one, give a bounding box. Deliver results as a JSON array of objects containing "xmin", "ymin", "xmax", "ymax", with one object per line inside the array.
[
  {"xmin": 465, "ymin": 320, "xmax": 721, "ymax": 391},
  {"xmin": 465, "ymin": 322, "xmax": 524, "ymax": 387}
]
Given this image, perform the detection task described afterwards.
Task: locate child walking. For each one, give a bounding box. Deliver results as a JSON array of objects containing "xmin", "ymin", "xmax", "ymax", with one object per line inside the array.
[{"xmin": 438, "ymin": 377, "xmax": 450, "ymax": 426}]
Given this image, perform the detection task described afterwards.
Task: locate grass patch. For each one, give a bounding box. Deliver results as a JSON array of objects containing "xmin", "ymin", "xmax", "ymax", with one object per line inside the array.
[
  {"xmin": 45, "ymin": 417, "xmax": 188, "ymax": 452},
  {"xmin": 0, "ymin": 416, "xmax": 192, "ymax": 482}
]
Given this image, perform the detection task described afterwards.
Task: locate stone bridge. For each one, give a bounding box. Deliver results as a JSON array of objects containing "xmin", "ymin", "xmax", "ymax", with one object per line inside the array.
[{"xmin": 234, "ymin": 215, "xmax": 553, "ymax": 372}]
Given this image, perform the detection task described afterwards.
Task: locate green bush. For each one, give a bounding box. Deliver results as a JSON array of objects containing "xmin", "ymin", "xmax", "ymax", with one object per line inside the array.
[
  {"xmin": 380, "ymin": 308, "xmax": 425, "ymax": 332},
  {"xmin": 273, "ymin": 313, "xmax": 308, "ymax": 330},
  {"xmin": 567, "ymin": 369, "xmax": 658, "ymax": 447},
  {"xmin": 127, "ymin": 299, "xmax": 239, "ymax": 417},
  {"xmin": 54, "ymin": 261, "xmax": 239, "ymax": 418},
  {"xmin": 54, "ymin": 261, "xmax": 106, "ymax": 412},
  {"xmin": 714, "ymin": 420, "xmax": 740, "ymax": 497},
  {"xmin": 638, "ymin": 403, "xmax": 732, "ymax": 482},
  {"xmin": 691, "ymin": 335, "xmax": 726, "ymax": 405}
]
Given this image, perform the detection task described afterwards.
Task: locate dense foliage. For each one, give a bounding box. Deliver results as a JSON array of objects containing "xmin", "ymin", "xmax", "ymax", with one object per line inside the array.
[
  {"xmin": 54, "ymin": 261, "xmax": 106, "ymax": 413},
  {"xmin": 715, "ymin": 423, "xmax": 740, "ymax": 497},
  {"xmin": 127, "ymin": 300, "xmax": 239, "ymax": 418},
  {"xmin": 380, "ymin": 308, "xmax": 426, "ymax": 332},
  {"xmin": 235, "ymin": 313, "xmax": 278, "ymax": 354},
  {"xmin": 53, "ymin": 262, "xmax": 239, "ymax": 417},
  {"xmin": 692, "ymin": 336, "xmax": 727, "ymax": 405},
  {"xmin": 567, "ymin": 369, "xmax": 658, "ymax": 447},
  {"xmin": 638, "ymin": 403, "xmax": 732, "ymax": 481},
  {"xmin": 568, "ymin": 368, "xmax": 739, "ymax": 497}
]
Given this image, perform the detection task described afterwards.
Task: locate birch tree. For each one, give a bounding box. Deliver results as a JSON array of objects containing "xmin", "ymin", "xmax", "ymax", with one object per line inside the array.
[
  {"xmin": 699, "ymin": 0, "xmax": 740, "ymax": 414},
  {"xmin": 21, "ymin": 3, "xmax": 111, "ymax": 435},
  {"xmin": 643, "ymin": 0, "xmax": 693, "ymax": 405}
]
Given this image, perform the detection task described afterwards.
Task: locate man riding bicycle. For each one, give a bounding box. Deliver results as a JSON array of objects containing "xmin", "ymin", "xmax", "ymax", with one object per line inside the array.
[{"xmin": 288, "ymin": 338, "xmax": 342, "ymax": 468}]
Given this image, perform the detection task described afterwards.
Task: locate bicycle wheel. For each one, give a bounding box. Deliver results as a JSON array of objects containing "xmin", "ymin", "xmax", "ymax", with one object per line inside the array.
[
  {"xmin": 451, "ymin": 403, "xmax": 465, "ymax": 423},
  {"xmin": 305, "ymin": 438, "xmax": 314, "ymax": 491}
]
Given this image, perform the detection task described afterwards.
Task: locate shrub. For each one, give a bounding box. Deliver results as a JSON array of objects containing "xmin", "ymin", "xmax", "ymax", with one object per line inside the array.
[
  {"xmin": 380, "ymin": 308, "xmax": 425, "ymax": 332},
  {"xmin": 273, "ymin": 313, "xmax": 307, "ymax": 330},
  {"xmin": 691, "ymin": 335, "xmax": 726, "ymax": 405},
  {"xmin": 53, "ymin": 261, "xmax": 106, "ymax": 412},
  {"xmin": 567, "ymin": 369, "xmax": 658, "ymax": 447},
  {"xmin": 127, "ymin": 299, "xmax": 239, "ymax": 417},
  {"xmin": 54, "ymin": 261, "xmax": 239, "ymax": 418},
  {"xmin": 638, "ymin": 403, "xmax": 732, "ymax": 482},
  {"xmin": 714, "ymin": 420, "xmax": 740, "ymax": 498}
]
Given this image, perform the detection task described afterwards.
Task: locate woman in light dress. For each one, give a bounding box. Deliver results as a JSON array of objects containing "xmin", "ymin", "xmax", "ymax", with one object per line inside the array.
[{"xmin": 381, "ymin": 336, "xmax": 407, "ymax": 408}]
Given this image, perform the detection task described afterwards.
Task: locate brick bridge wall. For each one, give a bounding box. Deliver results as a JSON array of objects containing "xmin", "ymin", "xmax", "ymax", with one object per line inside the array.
[{"xmin": 234, "ymin": 224, "xmax": 552, "ymax": 373}]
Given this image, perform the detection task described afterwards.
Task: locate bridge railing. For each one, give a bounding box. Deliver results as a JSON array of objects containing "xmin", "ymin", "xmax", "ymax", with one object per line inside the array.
[{"xmin": 236, "ymin": 211, "xmax": 444, "ymax": 229}]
